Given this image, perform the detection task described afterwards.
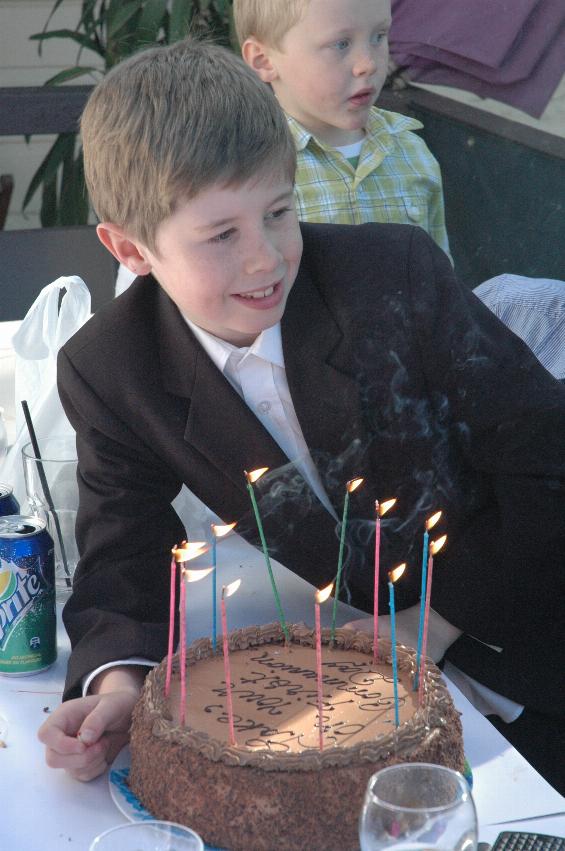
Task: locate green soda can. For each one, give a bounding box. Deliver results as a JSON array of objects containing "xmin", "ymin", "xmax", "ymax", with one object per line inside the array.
[{"xmin": 0, "ymin": 515, "xmax": 57, "ymax": 675}]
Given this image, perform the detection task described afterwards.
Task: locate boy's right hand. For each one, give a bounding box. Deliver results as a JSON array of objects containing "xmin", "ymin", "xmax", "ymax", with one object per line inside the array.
[{"xmin": 38, "ymin": 665, "xmax": 147, "ymax": 782}]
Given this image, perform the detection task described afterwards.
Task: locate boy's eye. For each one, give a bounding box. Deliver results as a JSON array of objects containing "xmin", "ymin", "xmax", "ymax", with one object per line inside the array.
[
  {"xmin": 333, "ymin": 38, "xmax": 350, "ymax": 51},
  {"xmin": 268, "ymin": 206, "xmax": 291, "ymax": 221},
  {"xmin": 371, "ymin": 32, "xmax": 388, "ymax": 46},
  {"xmin": 209, "ymin": 228, "xmax": 235, "ymax": 244}
]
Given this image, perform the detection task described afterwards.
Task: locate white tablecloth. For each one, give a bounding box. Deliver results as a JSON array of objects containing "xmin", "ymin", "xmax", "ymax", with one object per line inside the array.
[{"xmin": 0, "ymin": 532, "xmax": 563, "ymax": 850}]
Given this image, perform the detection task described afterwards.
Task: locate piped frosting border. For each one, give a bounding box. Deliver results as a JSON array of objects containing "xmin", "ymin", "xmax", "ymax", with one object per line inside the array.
[{"xmin": 141, "ymin": 623, "xmax": 456, "ymax": 772}]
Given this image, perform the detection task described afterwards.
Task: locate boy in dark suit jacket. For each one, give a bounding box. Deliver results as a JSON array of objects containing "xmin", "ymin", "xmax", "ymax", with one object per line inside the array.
[{"xmin": 38, "ymin": 39, "xmax": 564, "ymax": 790}]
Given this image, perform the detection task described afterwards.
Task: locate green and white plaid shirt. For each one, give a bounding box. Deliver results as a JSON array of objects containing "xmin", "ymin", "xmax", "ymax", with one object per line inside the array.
[{"xmin": 288, "ymin": 107, "xmax": 451, "ymax": 260}]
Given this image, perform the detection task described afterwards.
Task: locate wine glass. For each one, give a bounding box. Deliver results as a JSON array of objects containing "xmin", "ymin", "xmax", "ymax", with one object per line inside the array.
[
  {"xmin": 89, "ymin": 820, "xmax": 204, "ymax": 851},
  {"xmin": 359, "ymin": 763, "xmax": 478, "ymax": 851}
]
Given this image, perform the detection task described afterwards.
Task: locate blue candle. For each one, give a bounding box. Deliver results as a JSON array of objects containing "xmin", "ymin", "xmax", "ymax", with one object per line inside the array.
[
  {"xmin": 388, "ymin": 563, "xmax": 406, "ymax": 728},
  {"xmin": 414, "ymin": 530, "xmax": 429, "ymax": 690},
  {"xmin": 414, "ymin": 511, "xmax": 441, "ymax": 690},
  {"xmin": 211, "ymin": 522, "xmax": 237, "ymax": 653}
]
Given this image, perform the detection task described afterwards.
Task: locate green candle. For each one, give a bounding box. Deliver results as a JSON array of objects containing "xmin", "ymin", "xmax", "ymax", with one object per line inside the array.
[
  {"xmin": 330, "ymin": 477, "xmax": 364, "ymax": 643},
  {"xmin": 245, "ymin": 468, "xmax": 289, "ymax": 642}
]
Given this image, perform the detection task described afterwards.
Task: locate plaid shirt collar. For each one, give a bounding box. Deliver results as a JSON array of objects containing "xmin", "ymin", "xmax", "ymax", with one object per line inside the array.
[{"xmin": 287, "ymin": 107, "xmax": 423, "ymax": 156}]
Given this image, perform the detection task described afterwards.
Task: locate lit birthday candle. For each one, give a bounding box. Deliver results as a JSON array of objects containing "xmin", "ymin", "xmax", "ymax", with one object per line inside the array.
[
  {"xmin": 221, "ymin": 578, "xmax": 241, "ymax": 747},
  {"xmin": 388, "ymin": 563, "xmax": 406, "ymax": 727},
  {"xmin": 211, "ymin": 522, "xmax": 237, "ymax": 652},
  {"xmin": 166, "ymin": 541, "xmax": 207, "ymax": 697},
  {"xmin": 175, "ymin": 544, "xmax": 211, "ymax": 726},
  {"xmin": 165, "ymin": 551, "xmax": 177, "ymax": 698},
  {"xmin": 244, "ymin": 468, "xmax": 289, "ymax": 641},
  {"xmin": 330, "ymin": 477, "xmax": 364, "ymax": 643},
  {"xmin": 418, "ymin": 535, "xmax": 447, "ymax": 706},
  {"xmin": 314, "ymin": 582, "xmax": 334, "ymax": 751},
  {"xmin": 414, "ymin": 511, "xmax": 442, "ymax": 690},
  {"xmin": 373, "ymin": 497, "xmax": 397, "ymax": 664}
]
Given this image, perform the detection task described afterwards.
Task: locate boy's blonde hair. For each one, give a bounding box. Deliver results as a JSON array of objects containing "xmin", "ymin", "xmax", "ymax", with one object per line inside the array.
[
  {"xmin": 234, "ymin": 0, "xmax": 309, "ymax": 48},
  {"xmin": 81, "ymin": 39, "xmax": 296, "ymax": 251}
]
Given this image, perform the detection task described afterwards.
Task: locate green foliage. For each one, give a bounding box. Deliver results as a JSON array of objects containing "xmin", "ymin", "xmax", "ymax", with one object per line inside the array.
[{"xmin": 25, "ymin": 0, "xmax": 235, "ymax": 226}]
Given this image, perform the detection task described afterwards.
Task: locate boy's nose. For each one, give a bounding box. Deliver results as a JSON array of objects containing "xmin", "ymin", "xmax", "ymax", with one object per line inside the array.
[
  {"xmin": 244, "ymin": 236, "xmax": 282, "ymax": 275},
  {"xmin": 352, "ymin": 49, "xmax": 379, "ymax": 78}
]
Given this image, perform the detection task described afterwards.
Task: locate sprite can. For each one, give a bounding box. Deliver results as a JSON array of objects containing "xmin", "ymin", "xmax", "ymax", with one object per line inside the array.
[
  {"xmin": 0, "ymin": 515, "xmax": 57, "ymax": 675},
  {"xmin": 0, "ymin": 483, "xmax": 19, "ymax": 518}
]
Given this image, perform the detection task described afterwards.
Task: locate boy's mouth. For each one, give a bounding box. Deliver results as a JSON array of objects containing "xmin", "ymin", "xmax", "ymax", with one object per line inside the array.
[
  {"xmin": 232, "ymin": 281, "xmax": 284, "ymax": 310},
  {"xmin": 349, "ymin": 88, "xmax": 375, "ymax": 107}
]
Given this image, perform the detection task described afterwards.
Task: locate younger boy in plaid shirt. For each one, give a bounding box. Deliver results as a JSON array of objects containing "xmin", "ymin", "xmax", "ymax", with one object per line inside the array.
[{"xmin": 235, "ymin": 0, "xmax": 451, "ymax": 259}]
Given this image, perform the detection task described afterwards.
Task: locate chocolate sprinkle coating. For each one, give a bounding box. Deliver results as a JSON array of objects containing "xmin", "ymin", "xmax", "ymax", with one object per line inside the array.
[{"xmin": 129, "ymin": 624, "xmax": 465, "ymax": 851}]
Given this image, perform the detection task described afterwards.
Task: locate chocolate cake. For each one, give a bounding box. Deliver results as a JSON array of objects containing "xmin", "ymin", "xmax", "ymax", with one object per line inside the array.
[{"xmin": 129, "ymin": 624, "xmax": 464, "ymax": 851}]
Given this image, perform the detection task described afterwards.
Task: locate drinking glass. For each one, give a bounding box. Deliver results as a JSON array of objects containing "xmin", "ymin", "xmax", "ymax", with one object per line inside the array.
[
  {"xmin": 89, "ymin": 820, "xmax": 204, "ymax": 851},
  {"xmin": 22, "ymin": 436, "xmax": 79, "ymax": 601},
  {"xmin": 359, "ymin": 763, "xmax": 478, "ymax": 851}
]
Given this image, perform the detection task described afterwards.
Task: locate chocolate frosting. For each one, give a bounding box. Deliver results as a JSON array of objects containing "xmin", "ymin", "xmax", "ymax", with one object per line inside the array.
[{"xmin": 142, "ymin": 623, "xmax": 455, "ymax": 773}]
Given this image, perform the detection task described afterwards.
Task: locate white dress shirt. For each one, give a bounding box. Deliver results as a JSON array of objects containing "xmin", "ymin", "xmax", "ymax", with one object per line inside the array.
[
  {"xmin": 188, "ymin": 320, "xmax": 336, "ymax": 518},
  {"xmin": 84, "ymin": 318, "xmax": 522, "ymax": 721},
  {"xmin": 475, "ymin": 274, "xmax": 565, "ymax": 379}
]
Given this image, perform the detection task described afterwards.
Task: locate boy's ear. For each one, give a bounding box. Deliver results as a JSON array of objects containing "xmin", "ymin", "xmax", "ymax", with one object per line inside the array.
[
  {"xmin": 96, "ymin": 222, "xmax": 153, "ymax": 276},
  {"xmin": 241, "ymin": 37, "xmax": 279, "ymax": 83}
]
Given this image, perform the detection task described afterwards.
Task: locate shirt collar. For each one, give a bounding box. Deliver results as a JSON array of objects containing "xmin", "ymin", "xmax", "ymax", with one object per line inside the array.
[
  {"xmin": 286, "ymin": 107, "xmax": 423, "ymax": 155},
  {"xmin": 185, "ymin": 318, "xmax": 285, "ymax": 374}
]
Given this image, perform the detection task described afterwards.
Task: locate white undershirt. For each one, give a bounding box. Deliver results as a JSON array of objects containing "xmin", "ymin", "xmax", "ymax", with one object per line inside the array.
[
  {"xmin": 83, "ymin": 320, "xmax": 522, "ymax": 722},
  {"xmin": 334, "ymin": 139, "xmax": 365, "ymax": 159}
]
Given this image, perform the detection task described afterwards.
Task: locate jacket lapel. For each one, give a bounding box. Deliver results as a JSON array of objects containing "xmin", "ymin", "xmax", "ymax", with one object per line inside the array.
[
  {"xmin": 282, "ymin": 264, "xmax": 375, "ymax": 517},
  {"xmin": 156, "ymin": 283, "xmax": 290, "ymax": 497}
]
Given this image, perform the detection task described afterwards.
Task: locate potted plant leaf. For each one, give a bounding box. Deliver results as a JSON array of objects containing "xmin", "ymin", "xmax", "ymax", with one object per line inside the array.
[{"xmin": 25, "ymin": 0, "xmax": 234, "ymax": 226}]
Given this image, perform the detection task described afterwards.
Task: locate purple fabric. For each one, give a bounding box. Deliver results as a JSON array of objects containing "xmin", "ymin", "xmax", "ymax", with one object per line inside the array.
[
  {"xmin": 394, "ymin": 28, "xmax": 565, "ymax": 117},
  {"xmin": 389, "ymin": 0, "xmax": 565, "ymax": 116},
  {"xmin": 390, "ymin": 0, "xmax": 543, "ymax": 68},
  {"xmin": 392, "ymin": 2, "xmax": 564, "ymax": 84}
]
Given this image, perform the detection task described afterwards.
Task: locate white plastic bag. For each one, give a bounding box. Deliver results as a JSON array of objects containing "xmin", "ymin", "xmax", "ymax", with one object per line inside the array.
[{"xmin": 1, "ymin": 276, "xmax": 91, "ymax": 506}]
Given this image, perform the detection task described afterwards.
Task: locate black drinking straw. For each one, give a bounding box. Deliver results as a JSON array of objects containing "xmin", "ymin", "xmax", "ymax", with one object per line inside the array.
[{"xmin": 21, "ymin": 400, "xmax": 72, "ymax": 587}]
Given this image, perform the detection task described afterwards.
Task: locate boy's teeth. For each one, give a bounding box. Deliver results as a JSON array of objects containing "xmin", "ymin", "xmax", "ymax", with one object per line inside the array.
[{"xmin": 241, "ymin": 286, "xmax": 275, "ymax": 299}]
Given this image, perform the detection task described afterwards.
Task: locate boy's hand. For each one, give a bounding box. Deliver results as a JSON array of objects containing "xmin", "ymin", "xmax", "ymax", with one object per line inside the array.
[{"xmin": 38, "ymin": 665, "xmax": 147, "ymax": 782}]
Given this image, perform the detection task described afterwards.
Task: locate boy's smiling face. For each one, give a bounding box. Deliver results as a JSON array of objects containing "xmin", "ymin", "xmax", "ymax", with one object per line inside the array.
[
  {"xmin": 245, "ymin": 0, "xmax": 391, "ymax": 147},
  {"xmin": 134, "ymin": 172, "xmax": 302, "ymax": 347}
]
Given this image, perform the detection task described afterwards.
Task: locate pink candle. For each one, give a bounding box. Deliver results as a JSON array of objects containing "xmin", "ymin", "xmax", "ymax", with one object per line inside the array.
[
  {"xmin": 221, "ymin": 599, "xmax": 236, "ymax": 746},
  {"xmin": 315, "ymin": 582, "xmax": 334, "ymax": 751},
  {"xmin": 221, "ymin": 579, "xmax": 241, "ymax": 747},
  {"xmin": 172, "ymin": 542, "xmax": 209, "ymax": 727},
  {"xmin": 179, "ymin": 567, "xmax": 187, "ymax": 725},
  {"xmin": 373, "ymin": 498, "xmax": 397, "ymax": 664},
  {"xmin": 373, "ymin": 511, "xmax": 381, "ymax": 665},
  {"xmin": 165, "ymin": 555, "xmax": 176, "ymax": 697},
  {"xmin": 418, "ymin": 535, "xmax": 447, "ymax": 706}
]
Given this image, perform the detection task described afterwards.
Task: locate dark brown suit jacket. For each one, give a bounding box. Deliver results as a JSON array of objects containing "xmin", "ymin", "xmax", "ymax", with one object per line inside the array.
[{"xmin": 58, "ymin": 223, "xmax": 565, "ymax": 712}]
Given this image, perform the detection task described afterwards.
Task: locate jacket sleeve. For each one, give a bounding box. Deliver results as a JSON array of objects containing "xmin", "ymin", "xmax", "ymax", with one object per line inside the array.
[
  {"xmin": 57, "ymin": 347, "xmax": 186, "ymax": 700},
  {"xmin": 406, "ymin": 227, "xmax": 565, "ymax": 715}
]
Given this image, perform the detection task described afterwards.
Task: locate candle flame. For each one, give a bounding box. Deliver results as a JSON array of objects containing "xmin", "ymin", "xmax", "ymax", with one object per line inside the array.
[
  {"xmin": 377, "ymin": 497, "xmax": 397, "ymax": 517},
  {"xmin": 245, "ymin": 467, "xmax": 269, "ymax": 484},
  {"xmin": 388, "ymin": 563, "xmax": 406, "ymax": 584},
  {"xmin": 426, "ymin": 510, "xmax": 442, "ymax": 531},
  {"xmin": 430, "ymin": 535, "xmax": 447, "ymax": 556},
  {"xmin": 315, "ymin": 582, "xmax": 334, "ymax": 605},
  {"xmin": 183, "ymin": 566, "xmax": 214, "ymax": 583},
  {"xmin": 222, "ymin": 578, "xmax": 242, "ymax": 600},
  {"xmin": 346, "ymin": 477, "xmax": 364, "ymax": 493},
  {"xmin": 211, "ymin": 522, "xmax": 237, "ymax": 539},
  {"xmin": 172, "ymin": 541, "xmax": 208, "ymax": 563}
]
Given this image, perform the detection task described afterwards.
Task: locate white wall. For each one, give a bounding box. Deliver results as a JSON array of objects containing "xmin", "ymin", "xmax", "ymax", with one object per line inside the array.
[{"xmin": 0, "ymin": 0, "xmax": 102, "ymax": 230}]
